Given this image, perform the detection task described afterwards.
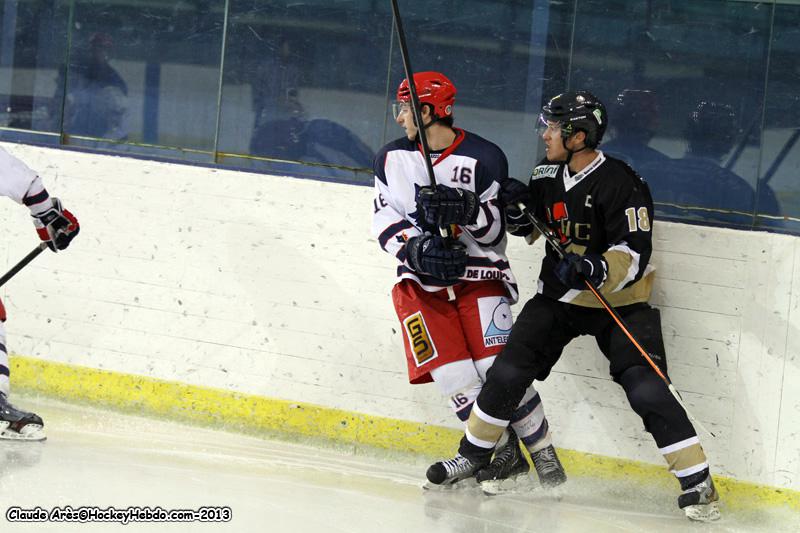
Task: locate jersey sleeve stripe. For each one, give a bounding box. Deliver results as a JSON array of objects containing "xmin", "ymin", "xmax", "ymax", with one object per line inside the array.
[
  {"xmin": 378, "ymin": 220, "xmax": 413, "ymax": 250},
  {"xmin": 469, "ymin": 204, "xmax": 495, "ymax": 239},
  {"xmin": 22, "ymin": 188, "xmax": 49, "ymax": 207}
]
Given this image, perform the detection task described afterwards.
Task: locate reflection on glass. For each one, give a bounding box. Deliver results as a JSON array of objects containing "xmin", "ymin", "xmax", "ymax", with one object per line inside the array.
[
  {"xmin": 218, "ymin": 1, "xmax": 386, "ymax": 176},
  {"xmin": 571, "ymin": 0, "xmax": 771, "ymax": 227},
  {"xmin": 643, "ymin": 101, "xmax": 776, "ymax": 226},
  {"xmin": 603, "ymin": 89, "xmax": 670, "ymax": 170},
  {"xmin": 60, "ymin": 0, "xmax": 225, "ymax": 150},
  {"xmin": 0, "ymin": 0, "xmax": 68, "ymax": 133},
  {"xmin": 247, "ymin": 36, "xmax": 375, "ymax": 169},
  {"xmin": 759, "ymin": 2, "xmax": 800, "ymax": 231},
  {"xmin": 62, "ymin": 31, "xmax": 129, "ymax": 140},
  {"xmin": 1, "ymin": 0, "xmax": 799, "ymax": 234}
]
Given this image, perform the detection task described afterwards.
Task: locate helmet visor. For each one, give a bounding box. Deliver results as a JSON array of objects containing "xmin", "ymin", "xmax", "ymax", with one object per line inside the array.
[
  {"xmin": 392, "ymin": 102, "xmax": 411, "ymax": 120},
  {"xmin": 537, "ymin": 113, "xmax": 566, "ymax": 137}
]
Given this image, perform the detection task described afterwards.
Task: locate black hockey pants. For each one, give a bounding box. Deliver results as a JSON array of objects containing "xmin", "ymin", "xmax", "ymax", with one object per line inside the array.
[{"xmin": 460, "ymin": 294, "xmax": 698, "ymax": 457}]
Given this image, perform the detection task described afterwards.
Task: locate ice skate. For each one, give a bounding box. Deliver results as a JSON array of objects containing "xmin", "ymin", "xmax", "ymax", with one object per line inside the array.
[
  {"xmin": 678, "ymin": 474, "xmax": 720, "ymax": 522},
  {"xmin": 475, "ymin": 431, "xmax": 530, "ymax": 495},
  {"xmin": 530, "ymin": 444, "xmax": 566, "ymax": 488},
  {"xmin": 0, "ymin": 393, "xmax": 46, "ymax": 441},
  {"xmin": 425, "ymin": 454, "xmax": 489, "ymax": 487}
]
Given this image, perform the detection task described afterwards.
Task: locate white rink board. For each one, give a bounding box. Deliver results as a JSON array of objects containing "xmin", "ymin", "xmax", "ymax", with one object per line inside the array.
[{"xmin": 1, "ymin": 142, "xmax": 798, "ymax": 491}]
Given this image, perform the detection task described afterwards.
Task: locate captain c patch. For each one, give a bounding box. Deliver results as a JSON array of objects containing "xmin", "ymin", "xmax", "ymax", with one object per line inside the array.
[
  {"xmin": 478, "ymin": 296, "xmax": 513, "ymax": 347},
  {"xmin": 403, "ymin": 312, "xmax": 438, "ymax": 367}
]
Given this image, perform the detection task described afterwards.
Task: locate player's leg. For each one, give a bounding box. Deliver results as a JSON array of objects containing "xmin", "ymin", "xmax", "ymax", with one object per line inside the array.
[
  {"xmin": 0, "ymin": 302, "xmax": 46, "ymax": 441},
  {"xmin": 459, "ymin": 283, "xmax": 566, "ymax": 490},
  {"xmin": 392, "ymin": 280, "xmax": 492, "ymax": 485},
  {"xmin": 428, "ymin": 295, "xmax": 576, "ymax": 485},
  {"xmin": 598, "ymin": 304, "xmax": 719, "ymax": 521}
]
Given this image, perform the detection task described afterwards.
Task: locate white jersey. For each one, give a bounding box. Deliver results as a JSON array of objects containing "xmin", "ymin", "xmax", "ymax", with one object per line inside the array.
[
  {"xmin": 371, "ymin": 128, "xmax": 518, "ymax": 302},
  {"xmin": 0, "ymin": 146, "xmax": 46, "ymax": 207}
]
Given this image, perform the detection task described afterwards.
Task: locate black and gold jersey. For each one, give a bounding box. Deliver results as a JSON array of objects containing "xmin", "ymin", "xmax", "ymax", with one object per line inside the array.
[{"xmin": 526, "ymin": 151, "xmax": 655, "ymax": 308}]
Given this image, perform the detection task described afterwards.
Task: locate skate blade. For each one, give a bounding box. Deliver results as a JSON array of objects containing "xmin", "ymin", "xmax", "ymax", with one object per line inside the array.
[
  {"xmin": 684, "ymin": 501, "xmax": 721, "ymax": 522},
  {"xmin": 422, "ymin": 478, "xmax": 479, "ymax": 491},
  {"xmin": 480, "ymin": 474, "xmax": 535, "ymax": 496},
  {"xmin": 0, "ymin": 422, "xmax": 47, "ymax": 442}
]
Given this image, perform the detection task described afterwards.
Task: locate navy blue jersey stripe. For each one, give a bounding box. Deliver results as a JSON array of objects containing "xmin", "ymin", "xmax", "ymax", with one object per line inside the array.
[
  {"xmin": 510, "ymin": 393, "xmax": 542, "ymax": 423},
  {"xmin": 23, "ymin": 189, "xmax": 49, "ymax": 206},
  {"xmin": 467, "ymin": 257, "xmax": 510, "ymax": 270},
  {"xmin": 396, "ymin": 266, "xmax": 455, "ymax": 287},
  {"xmin": 469, "ymin": 204, "xmax": 494, "ymax": 240},
  {"xmin": 0, "ymin": 365, "xmax": 8, "ymax": 377},
  {"xmin": 455, "ymin": 404, "xmax": 473, "ymax": 422},
  {"xmin": 378, "ymin": 220, "xmax": 413, "ymax": 250}
]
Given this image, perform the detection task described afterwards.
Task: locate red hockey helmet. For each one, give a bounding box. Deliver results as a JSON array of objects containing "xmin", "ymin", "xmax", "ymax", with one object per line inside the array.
[{"xmin": 396, "ymin": 71, "xmax": 456, "ymax": 118}]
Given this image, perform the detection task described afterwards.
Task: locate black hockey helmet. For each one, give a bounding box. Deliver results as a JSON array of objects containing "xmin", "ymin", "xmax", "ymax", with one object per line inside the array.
[{"xmin": 540, "ymin": 91, "xmax": 608, "ymax": 148}]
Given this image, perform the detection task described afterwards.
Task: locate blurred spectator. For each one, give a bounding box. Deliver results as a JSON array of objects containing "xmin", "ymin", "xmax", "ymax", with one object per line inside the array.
[
  {"xmin": 644, "ymin": 101, "xmax": 780, "ymax": 224},
  {"xmin": 603, "ymin": 89, "xmax": 670, "ymax": 169},
  {"xmin": 52, "ymin": 32, "xmax": 129, "ymax": 140},
  {"xmin": 249, "ymin": 36, "xmax": 374, "ymax": 168}
]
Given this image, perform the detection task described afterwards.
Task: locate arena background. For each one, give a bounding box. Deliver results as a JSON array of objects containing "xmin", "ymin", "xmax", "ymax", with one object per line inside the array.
[{"xmin": 1, "ymin": 0, "xmax": 799, "ymax": 510}]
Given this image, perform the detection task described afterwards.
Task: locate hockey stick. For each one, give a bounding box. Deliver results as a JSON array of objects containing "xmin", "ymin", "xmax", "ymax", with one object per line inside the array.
[
  {"xmin": 516, "ymin": 202, "xmax": 716, "ymax": 438},
  {"xmin": 390, "ymin": 0, "xmax": 456, "ymax": 301},
  {"xmin": 0, "ymin": 243, "xmax": 48, "ymax": 289}
]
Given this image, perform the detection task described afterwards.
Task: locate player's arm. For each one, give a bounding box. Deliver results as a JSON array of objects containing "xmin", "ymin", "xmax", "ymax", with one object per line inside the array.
[
  {"xmin": 459, "ymin": 175, "xmax": 505, "ymax": 246},
  {"xmin": 371, "ymin": 176, "xmax": 420, "ymax": 262},
  {"xmin": 0, "ymin": 148, "xmax": 79, "ymax": 252},
  {"xmin": 416, "ymin": 150, "xmax": 509, "ymax": 246},
  {"xmin": 599, "ymin": 177, "xmax": 654, "ymax": 293}
]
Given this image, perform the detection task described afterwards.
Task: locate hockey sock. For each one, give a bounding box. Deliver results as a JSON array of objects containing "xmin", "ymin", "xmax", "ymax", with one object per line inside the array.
[
  {"xmin": 509, "ymin": 389, "xmax": 552, "ymax": 452},
  {"xmin": 461, "ymin": 401, "xmax": 507, "ymax": 459},
  {"xmin": 0, "ymin": 326, "xmax": 8, "ymax": 397}
]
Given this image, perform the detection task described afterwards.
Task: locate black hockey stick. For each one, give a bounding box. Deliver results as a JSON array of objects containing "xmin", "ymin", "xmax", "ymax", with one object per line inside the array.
[
  {"xmin": 390, "ymin": 0, "xmax": 456, "ymax": 300},
  {"xmin": 0, "ymin": 242, "xmax": 48, "ymax": 289},
  {"xmin": 516, "ymin": 202, "xmax": 715, "ymax": 438}
]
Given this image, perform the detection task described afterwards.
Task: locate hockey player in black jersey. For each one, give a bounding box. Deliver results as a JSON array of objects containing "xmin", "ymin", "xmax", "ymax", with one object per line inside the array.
[{"xmin": 426, "ymin": 91, "xmax": 720, "ymax": 521}]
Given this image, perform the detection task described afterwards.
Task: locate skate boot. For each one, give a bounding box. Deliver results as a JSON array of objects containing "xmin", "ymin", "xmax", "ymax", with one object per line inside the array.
[
  {"xmin": 475, "ymin": 431, "xmax": 530, "ymax": 495},
  {"xmin": 0, "ymin": 393, "xmax": 46, "ymax": 441},
  {"xmin": 678, "ymin": 474, "xmax": 720, "ymax": 522},
  {"xmin": 426, "ymin": 454, "xmax": 489, "ymax": 487},
  {"xmin": 530, "ymin": 444, "xmax": 567, "ymax": 488}
]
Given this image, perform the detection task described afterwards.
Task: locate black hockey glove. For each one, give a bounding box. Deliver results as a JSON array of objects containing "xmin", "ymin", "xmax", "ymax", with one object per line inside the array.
[
  {"xmin": 498, "ymin": 177, "xmax": 531, "ymax": 209},
  {"xmin": 406, "ymin": 234, "xmax": 468, "ymax": 282},
  {"xmin": 32, "ymin": 198, "xmax": 80, "ymax": 252},
  {"xmin": 417, "ymin": 185, "xmax": 479, "ymax": 226},
  {"xmin": 505, "ymin": 206, "xmax": 534, "ymax": 237},
  {"xmin": 554, "ymin": 252, "xmax": 608, "ymax": 289},
  {"xmin": 498, "ymin": 178, "xmax": 534, "ymax": 236}
]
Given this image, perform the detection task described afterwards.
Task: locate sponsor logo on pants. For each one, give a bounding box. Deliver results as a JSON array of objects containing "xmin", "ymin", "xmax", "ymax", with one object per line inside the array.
[
  {"xmin": 404, "ymin": 312, "xmax": 437, "ymax": 367},
  {"xmin": 478, "ymin": 296, "xmax": 513, "ymax": 347}
]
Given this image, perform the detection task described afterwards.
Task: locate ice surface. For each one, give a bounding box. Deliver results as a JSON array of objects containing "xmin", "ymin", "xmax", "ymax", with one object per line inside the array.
[{"xmin": 1, "ymin": 396, "xmax": 797, "ymax": 532}]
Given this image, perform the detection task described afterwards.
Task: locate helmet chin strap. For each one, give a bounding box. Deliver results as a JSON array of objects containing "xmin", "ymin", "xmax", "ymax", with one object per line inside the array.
[
  {"xmin": 561, "ymin": 134, "xmax": 590, "ymax": 165},
  {"xmin": 411, "ymin": 112, "xmax": 442, "ymax": 133}
]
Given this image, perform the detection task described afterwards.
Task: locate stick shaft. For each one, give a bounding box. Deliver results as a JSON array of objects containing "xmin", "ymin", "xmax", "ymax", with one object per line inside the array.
[
  {"xmin": 0, "ymin": 243, "xmax": 48, "ymax": 288},
  {"xmin": 390, "ymin": 0, "xmax": 455, "ymax": 300},
  {"xmin": 517, "ymin": 203, "xmax": 715, "ymax": 437}
]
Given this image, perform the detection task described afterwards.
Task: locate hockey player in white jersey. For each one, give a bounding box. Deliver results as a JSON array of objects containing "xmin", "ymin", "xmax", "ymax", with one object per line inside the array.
[
  {"xmin": 0, "ymin": 146, "xmax": 80, "ymax": 441},
  {"xmin": 372, "ymin": 72, "xmax": 565, "ymax": 492}
]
